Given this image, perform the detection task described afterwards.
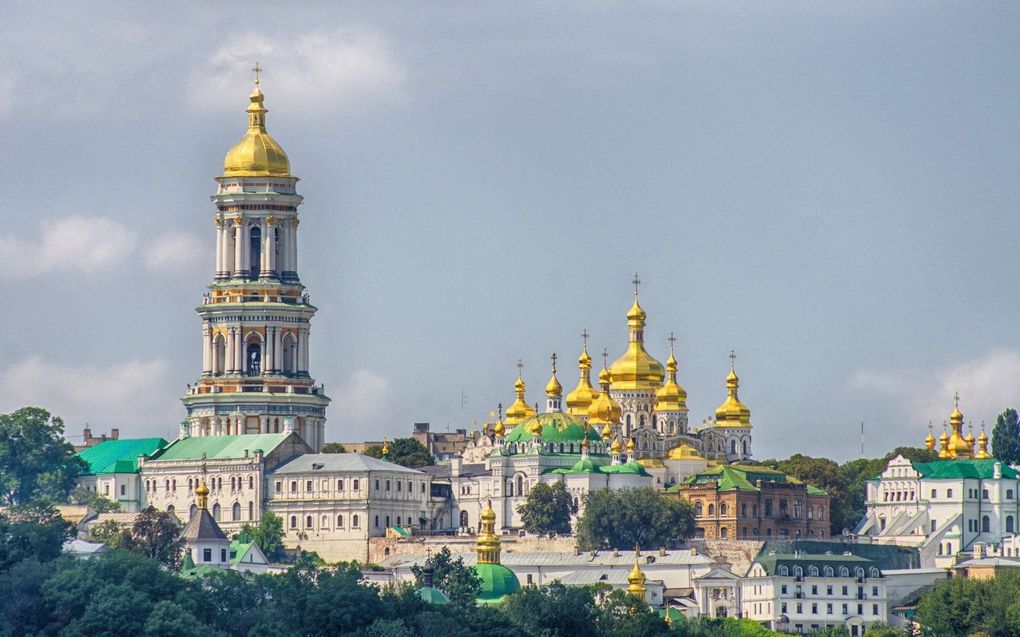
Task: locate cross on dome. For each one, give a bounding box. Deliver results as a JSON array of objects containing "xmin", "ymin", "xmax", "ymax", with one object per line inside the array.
[
  {"xmin": 516, "ymin": 359, "xmax": 524, "ymax": 377},
  {"xmin": 632, "ymin": 272, "xmax": 641, "ymax": 295},
  {"xmin": 581, "ymin": 328, "xmax": 589, "ymax": 348},
  {"xmin": 551, "ymin": 352, "xmax": 557, "ymax": 373},
  {"xmin": 252, "ymin": 62, "xmax": 262, "ymax": 86},
  {"xmin": 668, "ymin": 332, "xmax": 677, "ymax": 353},
  {"xmin": 729, "ymin": 349, "xmax": 736, "ymax": 369}
]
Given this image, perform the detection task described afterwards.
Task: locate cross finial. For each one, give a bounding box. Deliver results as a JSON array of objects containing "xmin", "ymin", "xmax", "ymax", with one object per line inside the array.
[
  {"xmin": 551, "ymin": 352, "xmax": 557, "ymax": 373},
  {"xmin": 632, "ymin": 273, "xmax": 641, "ymax": 295},
  {"xmin": 602, "ymin": 348, "xmax": 609, "ymax": 368},
  {"xmin": 252, "ymin": 62, "xmax": 262, "ymax": 87},
  {"xmin": 581, "ymin": 328, "xmax": 589, "ymax": 349},
  {"xmin": 954, "ymin": 391, "xmax": 960, "ymax": 408},
  {"xmin": 516, "ymin": 359, "xmax": 524, "ymax": 377},
  {"xmin": 729, "ymin": 349, "xmax": 736, "ymax": 369},
  {"xmin": 668, "ymin": 332, "xmax": 677, "ymax": 353}
]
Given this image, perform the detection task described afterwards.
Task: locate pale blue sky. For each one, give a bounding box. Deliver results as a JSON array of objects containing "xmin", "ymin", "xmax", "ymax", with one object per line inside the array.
[{"xmin": 1, "ymin": 2, "xmax": 1018, "ymax": 460}]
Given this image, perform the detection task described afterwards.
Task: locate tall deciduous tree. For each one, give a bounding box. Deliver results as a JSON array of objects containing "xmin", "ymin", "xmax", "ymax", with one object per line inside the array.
[
  {"xmin": 516, "ymin": 482, "xmax": 577, "ymax": 535},
  {"xmin": 575, "ymin": 487, "xmax": 694, "ymax": 551},
  {"xmin": 0, "ymin": 407, "xmax": 86, "ymax": 505},
  {"xmin": 992, "ymin": 408, "xmax": 1020, "ymax": 466},
  {"xmin": 0, "ymin": 501, "xmax": 72, "ymax": 568},
  {"xmin": 239, "ymin": 511, "xmax": 284, "ymax": 559},
  {"xmin": 119, "ymin": 507, "xmax": 184, "ymax": 570},
  {"xmin": 321, "ymin": 442, "xmax": 347, "ymax": 453}
]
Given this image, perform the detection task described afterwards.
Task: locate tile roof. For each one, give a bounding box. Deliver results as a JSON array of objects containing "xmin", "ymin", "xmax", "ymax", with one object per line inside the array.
[
  {"xmin": 152, "ymin": 433, "xmax": 290, "ymax": 462},
  {"xmin": 271, "ymin": 453, "xmax": 425, "ymax": 475},
  {"xmin": 77, "ymin": 438, "xmax": 168, "ymax": 475},
  {"xmin": 182, "ymin": 509, "xmax": 228, "ymax": 542}
]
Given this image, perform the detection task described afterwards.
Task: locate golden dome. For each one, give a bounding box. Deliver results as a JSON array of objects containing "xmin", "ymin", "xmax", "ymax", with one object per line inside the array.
[
  {"xmin": 476, "ymin": 500, "xmax": 501, "ymax": 564},
  {"xmin": 924, "ymin": 423, "xmax": 936, "ymax": 452},
  {"xmin": 946, "ymin": 394, "xmax": 973, "ymax": 459},
  {"xmin": 714, "ymin": 363, "xmax": 751, "ymax": 427},
  {"xmin": 938, "ymin": 427, "xmax": 950, "ymax": 459},
  {"xmin": 611, "ymin": 436, "xmax": 622, "ymax": 454},
  {"xmin": 626, "ymin": 437, "xmax": 635, "ymax": 453},
  {"xmin": 545, "ymin": 354, "xmax": 563, "ymax": 398},
  {"xmin": 505, "ymin": 367, "xmax": 536, "ymax": 425},
  {"xmin": 195, "ymin": 478, "xmax": 210, "ymax": 509},
  {"xmin": 493, "ymin": 417, "xmax": 506, "ymax": 437},
  {"xmin": 627, "ymin": 547, "xmax": 646, "ymax": 597},
  {"xmin": 223, "ymin": 82, "xmax": 291, "ymax": 178},
  {"xmin": 655, "ymin": 338, "xmax": 688, "ymax": 412},
  {"xmin": 608, "ymin": 291, "xmax": 665, "ymax": 391},
  {"xmin": 588, "ymin": 362, "xmax": 622, "ymax": 425},
  {"xmin": 566, "ymin": 343, "xmax": 600, "ymax": 416},
  {"xmin": 667, "ymin": 442, "xmax": 705, "ymax": 460},
  {"xmin": 600, "ymin": 422, "xmax": 613, "ymax": 439},
  {"xmin": 976, "ymin": 424, "xmax": 992, "ymax": 459}
]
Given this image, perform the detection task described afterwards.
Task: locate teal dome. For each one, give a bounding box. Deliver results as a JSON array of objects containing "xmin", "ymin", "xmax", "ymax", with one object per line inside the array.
[
  {"xmin": 504, "ymin": 413, "xmax": 603, "ymax": 446},
  {"xmin": 417, "ymin": 587, "xmax": 450, "ymax": 604},
  {"xmin": 475, "ymin": 562, "xmax": 521, "ymax": 605}
]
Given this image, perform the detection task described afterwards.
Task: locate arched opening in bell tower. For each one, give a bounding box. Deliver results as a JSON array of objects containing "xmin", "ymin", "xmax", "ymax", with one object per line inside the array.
[
  {"xmin": 249, "ymin": 226, "xmax": 261, "ymax": 279},
  {"xmin": 246, "ymin": 337, "xmax": 262, "ymax": 376},
  {"xmin": 281, "ymin": 333, "xmax": 296, "ymax": 376},
  {"xmin": 213, "ymin": 334, "xmax": 226, "ymax": 375}
]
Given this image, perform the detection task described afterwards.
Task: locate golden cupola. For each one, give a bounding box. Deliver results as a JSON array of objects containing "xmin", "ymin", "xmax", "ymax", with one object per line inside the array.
[
  {"xmin": 655, "ymin": 335, "xmax": 688, "ymax": 413},
  {"xmin": 566, "ymin": 336, "xmax": 600, "ymax": 416},
  {"xmin": 714, "ymin": 355, "xmax": 751, "ymax": 428},
  {"xmin": 195, "ymin": 478, "xmax": 210, "ymax": 510},
  {"xmin": 504, "ymin": 363, "xmax": 536, "ymax": 426},
  {"xmin": 222, "ymin": 75, "xmax": 291, "ymax": 178},
  {"xmin": 588, "ymin": 355, "xmax": 623, "ymax": 426},
  {"xmin": 938, "ymin": 426, "xmax": 950, "ymax": 459},
  {"xmin": 627, "ymin": 547, "xmax": 647, "ymax": 597},
  {"xmin": 946, "ymin": 394, "xmax": 974, "ymax": 459},
  {"xmin": 608, "ymin": 278, "xmax": 665, "ymax": 391},
  {"xmin": 544, "ymin": 353, "xmax": 564, "ymax": 413},
  {"xmin": 924, "ymin": 423, "xmax": 936, "ymax": 452},
  {"xmin": 976, "ymin": 423, "xmax": 992, "ymax": 459}
]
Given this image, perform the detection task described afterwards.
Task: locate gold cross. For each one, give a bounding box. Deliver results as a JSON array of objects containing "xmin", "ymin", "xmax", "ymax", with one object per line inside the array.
[{"xmin": 252, "ymin": 62, "xmax": 262, "ymax": 86}]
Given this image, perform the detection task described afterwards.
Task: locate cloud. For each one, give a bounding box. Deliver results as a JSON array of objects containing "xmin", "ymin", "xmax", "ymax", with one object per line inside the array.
[
  {"xmin": 0, "ymin": 216, "xmax": 136, "ymax": 279},
  {"xmin": 188, "ymin": 29, "xmax": 405, "ymax": 115},
  {"xmin": 0, "ymin": 357, "xmax": 175, "ymax": 436},
  {"xmin": 145, "ymin": 233, "xmax": 206, "ymax": 272},
  {"xmin": 850, "ymin": 349, "xmax": 1020, "ymax": 427},
  {"xmin": 324, "ymin": 370, "xmax": 393, "ymax": 438}
]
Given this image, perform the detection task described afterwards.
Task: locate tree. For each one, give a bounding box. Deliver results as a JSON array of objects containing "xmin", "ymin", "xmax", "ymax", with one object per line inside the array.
[
  {"xmin": 501, "ymin": 582, "xmax": 601, "ymax": 636},
  {"xmin": 516, "ymin": 482, "xmax": 577, "ymax": 535},
  {"xmin": 992, "ymin": 408, "xmax": 1020, "ymax": 465},
  {"xmin": 89, "ymin": 518, "xmax": 130, "ymax": 547},
  {"xmin": 366, "ymin": 437, "xmax": 435, "ymax": 469},
  {"xmin": 322, "ymin": 442, "xmax": 347, "ymax": 453},
  {"xmin": 143, "ymin": 600, "xmax": 215, "ymax": 637},
  {"xmin": 68, "ymin": 485, "xmax": 121, "ymax": 512},
  {"xmin": 239, "ymin": 511, "xmax": 285, "ymax": 559},
  {"xmin": 119, "ymin": 506, "xmax": 184, "ymax": 570},
  {"xmin": 410, "ymin": 546, "xmax": 481, "ymax": 608},
  {"xmin": 575, "ymin": 487, "xmax": 694, "ymax": 551},
  {"xmin": 0, "ymin": 501, "xmax": 72, "ymax": 568},
  {"xmin": 0, "ymin": 407, "xmax": 87, "ymax": 505},
  {"xmin": 761, "ymin": 454, "xmax": 852, "ymax": 534}
]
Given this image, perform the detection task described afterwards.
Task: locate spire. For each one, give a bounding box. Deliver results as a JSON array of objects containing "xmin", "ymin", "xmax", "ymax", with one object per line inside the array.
[
  {"xmin": 609, "ymin": 275, "xmax": 665, "ymax": 391},
  {"xmin": 655, "ymin": 332, "xmax": 688, "ymax": 413},
  {"xmin": 627, "ymin": 545, "xmax": 647, "ymax": 598},
  {"xmin": 196, "ymin": 477, "xmax": 210, "ymax": 510},
  {"xmin": 381, "ymin": 437, "xmax": 390, "ymax": 458},
  {"xmin": 939, "ymin": 422, "xmax": 950, "ymax": 459},
  {"xmin": 476, "ymin": 500, "xmax": 501, "ymax": 564},
  {"xmin": 947, "ymin": 393, "xmax": 974, "ymax": 459},
  {"xmin": 493, "ymin": 403, "xmax": 506, "ymax": 438},
  {"xmin": 925, "ymin": 421, "xmax": 936, "ymax": 452},
  {"xmin": 222, "ymin": 66, "xmax": 291, "ymax": 178}
]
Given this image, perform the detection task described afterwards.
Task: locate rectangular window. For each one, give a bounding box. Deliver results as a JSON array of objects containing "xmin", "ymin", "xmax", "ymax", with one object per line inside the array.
[
  {"xmin": 781, "ymin": 603, "xmax": 787, "ymax": 614},
  {"xmin": 397, "ymin": 480, "xmax": 402, "ymax": 491},
  {"xmin": 354, "ymin": 479, "xmax": 360, "ymax": 491},
  {"xmin": 811, "ymin": 603, "xmax": 817, "ymax": 614},
  {"xmin": 306, "ymin": 480, "xmax": 312, "ymax": 492},
  {"xmin": 221, "ymin": 548, "xmax": 227, "ymax": 562},
  {"xmin": 276, "ymin": 481, "xmax": 282, "ymax": 493},
  {"xmin": 375, "ymin": 480, "xmax": 380, "ymax": 490},
  {"xmin": 781, "ymin": 585, "xmax": 787, "ymax": 595},
  {"xmin": 931, "ymin": 520, "xmax": 937, "ymax": 532},
  {"xmin": 290, "ymin": 481, "xmax": 297, "ymax": 493},
  {"xmin": 827, "ymin": 586, "xmax": 833, "ymax": 596},
  {"xmin": 811, "ymin": 585, "xmax": 818, "ymax": 595},
  {"xmin": 842, "ymin": 603, "xmax": 848, "ymax": 615},
  {"xmin": 120, "ymin": 484, "xmax": 126, "ymax": 496},
  {"xmin": 796, "ymin": 603, "xmax": 802, "ymax": 614},
  {"xmin": 527, "ymin": 574, "xmax": 533, "ymax": 584},
  {"xmin": 931, "ymin": 489, "xmax": 936, "ymax": 498},
  {"xmin": 842, "ymin": 586, "xmax": 848, "ymax": 596},
  {"xmin": 203, "ymin": 548, "xmax": 212, "ymax": 562},
  {"xmin": 765, "ymin": 500, "xmax": 773, "ymax": 517},
  {"xmin": 386, "ymin": 480, "xmax": 391, "ymax": 491},
  {"xmin": 827, "ymin": 603, "xmax": 832, "ymax": 614},
  {"xmin": 872, "ymin": 603, "xmax": 878, "ymax": 615},
  {"xmin": 857, "ymin": 604, "xmax": 863, "ymax": 615},
  {"xmin": 872, "ymin": 586, "xmax": 879, "ymax": 597},
  {"xmin": 338, "ymin": 480, "xmax": 343, "ymax": 490}
]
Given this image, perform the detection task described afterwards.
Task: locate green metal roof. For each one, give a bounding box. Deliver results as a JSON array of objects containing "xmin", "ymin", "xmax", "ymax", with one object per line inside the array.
[
  {"xmin": 674, "ymin": 464, "xmax": 827, "ymax": 495},
  {"xmin": 475, "ymin": 562, "xmax": 521, "ymax": 605},
  {"xmin": 753, "ymin": 552, "xmax": 878, "ymax": 577},
  {"xmin": 546, "ymin": 458, "xmax": 650, "ymax": 476},
  {"xmin": 912, "ymin": 458, "xmax": 1019, "ymax": 480},
  {"xmin": 77, "ymin": 438, "xmax": 168, "ymax": 475},
  {"xmin": 504, "ymin": 413, "xmax": 603, "ymax": 444},
  {"xmin": 152, "ymin": 433, "xmax": 290, "ymax": 462}
]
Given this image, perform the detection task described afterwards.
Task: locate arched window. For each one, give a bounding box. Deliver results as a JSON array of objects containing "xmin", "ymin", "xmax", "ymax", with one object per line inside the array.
[
  {"xmin": 290, "ymin": 515, "xmax": 297, "ymax": 529},
  {"xmin": 840, "ymin": 567, "xmax": 849, "ymax": 577},
  {"xmin": 337, "ymin": 514, "xmax": 344, "ymax": 527},
  {"xmin": 694, "ymin": 501, "xmax": 704, "ymax": 517},
  {"xmin": 516, "ymin": 476, "xmax": 524, "ymax": 496},
  {"xmin": 626, "ymin": 415, "xmax": 632, "ymax": 427},
  {"xmin": 213, "ymin": 333, "xmax": 226, "ymax": 375},
  {"xmin": 281, "ymin": 333, "xmax": 297, "ymax": 375},
  {"xmin": 460, "ymin": 510, "xmax": 469, "ymax": 527},
  {"xmin": 165, "ymin": 479, "xmax": 170, "ymax": 491},
  {"xmin": 249, "ymin": 476, "xmax": 254, "ymax": 489},
  {"xmin": 639, "ymin": 414, "xmax": 646, "ymax": 427},
  {"xmin": 187, "ymin": 478, "xmax": 193, "ymax": 491},
  {"xmin": 730, "ymin": 440, "xmax": 737, "ymax": 454},
  {"xmin": 212, "ymin": 503, "xmax": 220, "ymax": 521},
  {"xmin": 743, "ymin": 439, "xmax": 749, "ymax": 455},
  {"xmin": 720, "ymin": 503, "xmax": 728, "ymax": 516},
  {"xmin": 248, "ymin": 501, "xmax": 254, "ymax": 520},
  {"xmin": 793, "ymin": 566, "xmax": 803, "ymax": 578},
  {"xmin": 809, "ymin": 566, "xmax": 819, "ymax": 576},
  {"xmin": 246, "ymin": 339, "xmax": 262, "ymax": 376},
  {"xmin": 824, "ymin": 566, "xmax": 834, "ymax": 577},
  {"xmin": 1008, "ymin": 516, "xmax": 1015, "ymax": 533},
  {"xmin": 306, "ymin": 515, "xmax": 313, "ymax": 528},
  {"xmin": 947, "ymin": 488, "xmax": 953, "ymax": 498},
  {"xmin": 353, "ymin": 514, "xmax": 360, "ymax": 528},
  {"xmin": 167, "ymin": 504, "xmax": 175, "ymax": 514},
  {"xmin": 189, "ymin": 504, "xmax": 197, "ymax": 518},
  {"xmin": 230, "ymin": 477, "xmax": 236, "ymax": 490},
  {"xmin": 232, "ymin": 502, "xmax": 241, "ymax": 521},
  {"xmin": 983, "ymin": 516, "xmax": 991, "ymax": 532},
  {"xmin": 855, "ymin": 567, "xmax": 865, "ymax": 579},
  {"xmin": 708, "ymin": 504, "xmax": 715, "ymax": 516},
  {"xmin": 778, "ymin": 566, "xmax": 789, "ymax": 576},
  {"xmin": 870, "ymin": 567, "xmax": 880, "ymax": 578}
]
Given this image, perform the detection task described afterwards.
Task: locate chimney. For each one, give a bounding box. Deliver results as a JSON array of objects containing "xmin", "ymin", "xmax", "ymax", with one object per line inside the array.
[
  {"xmin": 995, "ymin": 462, "xmax": 1003, "ymax": 479},
  {"xmin": 659, "ymin": 547, "xmax": 666, "ymax": 557},
  {"xmin": 83, "ymin": 427, "xmax": 92, "ymax": 441},
  {"xmin": 111, "ymin": 428, "xmax": 119, "ymax": 440}
]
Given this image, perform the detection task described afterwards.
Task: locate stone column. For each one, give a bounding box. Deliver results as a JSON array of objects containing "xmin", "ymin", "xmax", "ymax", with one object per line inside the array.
[
  {"xmin": 233, "ymin": 217, "xmax": 244, "ymax": 278},
  {"xmin": 202, "ymin": 325, "xmax": 212, "ymax": 375},
  {"xmin": 289, "ymin": 218, "xmax": 299, "ymax": 274},
  {"xmin": 264, "ymin": 326, "xmax": 275, "ymax": 372},
  {"xmin": 263, "ymin": 217, "xmax": 277, "ymax": 278},
  {"xmin": 226, "ymin": 328, "xmax": 236, "ymax": 373},
  {"xmin": 273, "ymin": 327, "xmax": 283, "ymax": 373},
  {"xmin": 235, "ymin": 327, "xmax": 244, "ymax": 373},
  {"xmin": 214, "ymin": 218, "xmax": 224, "ymax": 277}
]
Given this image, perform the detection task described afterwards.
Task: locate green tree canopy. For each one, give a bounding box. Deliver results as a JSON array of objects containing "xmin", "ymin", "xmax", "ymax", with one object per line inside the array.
[
  {"xmin": 575, "ymin": 487, "xmax": 694, "ymax": 551},
  {"xmin": 239, "ymin": 511, "xmax": 284, "ymax": 559},
  {"xmin": 366, "ymin": 437, "xmax": 435, "ymax": 469},
  {"xmin": 516, "ymin": 482, "xmax": 577, "ymax": 535},
  {"xmin": 68, "ymin": 485, "xmax": 121, "ymax": 512},
  {"xmin": 321, "ymin": 442, "xmax": 348, "ymax": 453},
  {"xmin": 992, "ymin": 408, "xmax": 1020, "ymax": 465},
  {"xmin": 0, "ymin": 501, "xmax": 72, "ymax": 569},
  {"xmin": 0, "ymin": 407, "xmax": 86, "ymax": 505},
  {"xmin": 410, "ymin": 546, "xmax": 481, "ymax": 608},
  {"xmin": 118, "ymin": 506, "xmax": 184, "ymax": 570}
]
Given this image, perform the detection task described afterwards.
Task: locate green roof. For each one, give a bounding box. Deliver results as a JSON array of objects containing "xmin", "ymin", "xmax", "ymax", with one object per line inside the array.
[
  {"xmin": 77, "ymin": 438, "xmax": 168, "ymax": 475},
  {"xmin": 673, "ymin": 464, "xmax": 827, "ymax": 495},
  {"xmin": 417, "ymin": 587, "xmax": 450, "ymax": 604},
  {"xmin": 753, "ymin": 552, "xmax": 878, "ymax": 577},
  {"xmin": 504, "ymin": 413, "xmax": 604, "ymax": 444},
  {"xmin": 912, "ymin": 458, "xmax": 1019, "ymax": 480},
  {"xmin": 475, "ymin": 563, "xmax": 521, "ymax": 605},
  {"xmin": 546, "ymin": 458, "xmax": 650, "ymax": 476},
  {"xmin": 229, "ymin": 539, "xmax": 255, "ymax": 564},
  {"xmin": 152, "ymin": 433, "xmax": 290, "ymax": 462}
]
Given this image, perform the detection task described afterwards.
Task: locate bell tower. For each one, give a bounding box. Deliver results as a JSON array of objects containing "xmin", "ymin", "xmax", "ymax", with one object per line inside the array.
[{"xmin": 181, "ymin": 68, "xmax": 330, "ymax": 451}]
